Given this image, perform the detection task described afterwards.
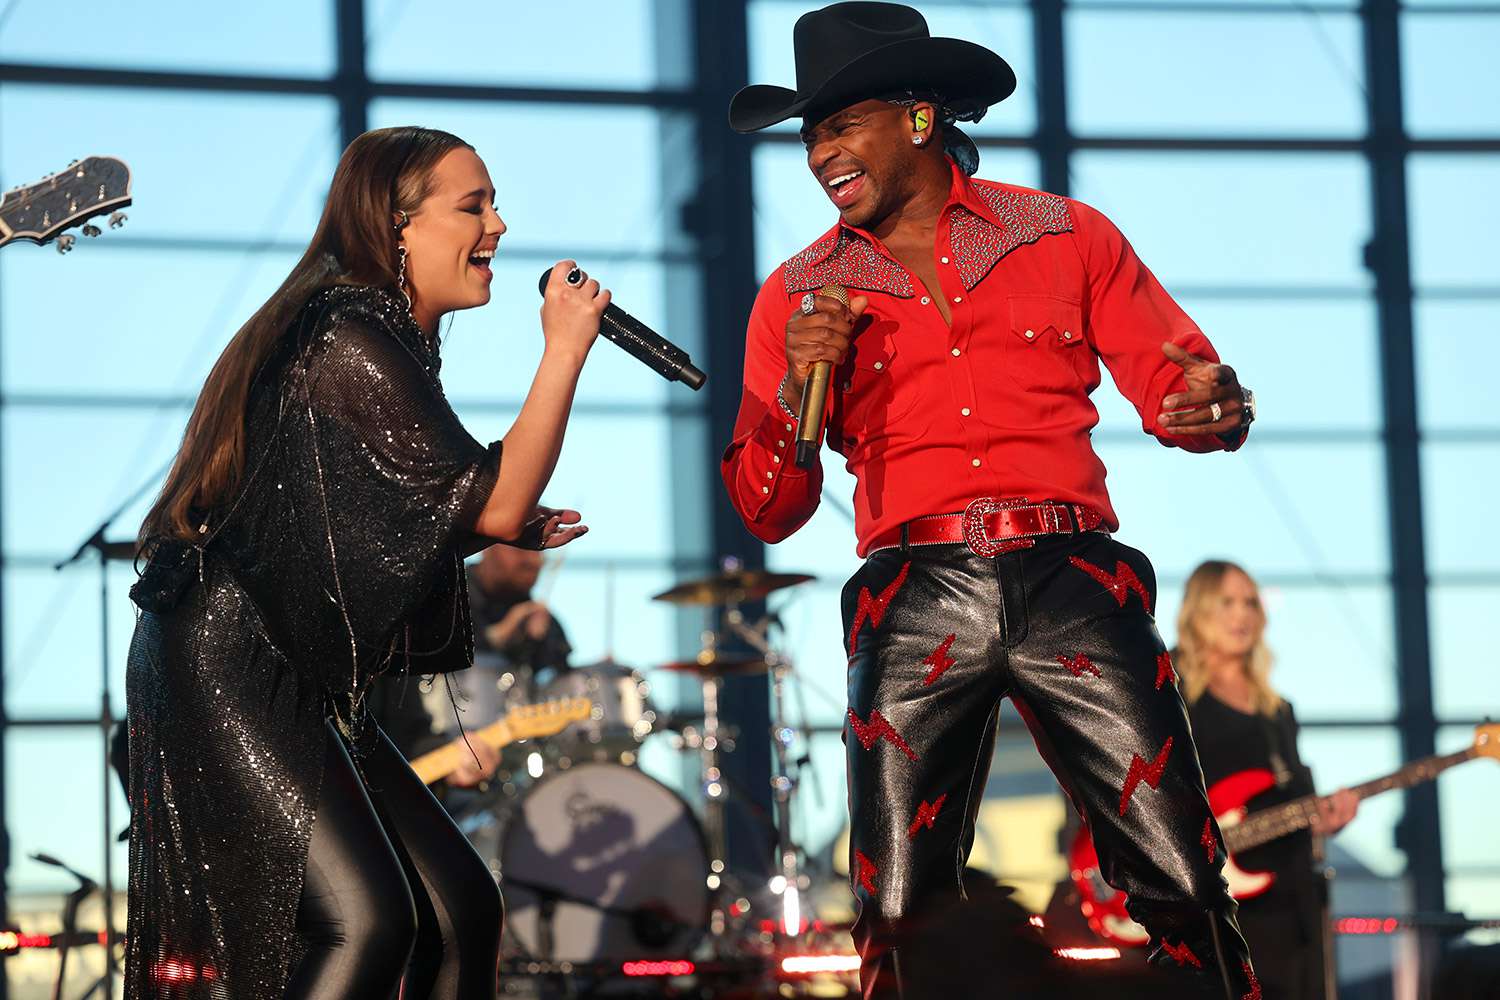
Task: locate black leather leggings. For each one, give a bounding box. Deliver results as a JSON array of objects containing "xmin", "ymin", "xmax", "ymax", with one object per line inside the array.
[
  {"xmin": 283, "ymin": 722, "xmax": 502, "ymax": 999},
  {"xmin": 842, "ymin": 533, "xmax": 1256, "ymax": 1000}
]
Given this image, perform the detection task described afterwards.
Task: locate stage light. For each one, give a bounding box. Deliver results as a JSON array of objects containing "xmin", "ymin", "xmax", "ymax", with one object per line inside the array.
[
  {"xmin": 526, "ymin": 752, "xmax": 543, "ymax": 779},
  {"xmin": 1053, "ymin": 946, "xmax": 1121, "ymax": 961},
  {"xmin": 780, "ymin": 953, "xmax": 861, "ymax": 975},
  {"xmin": 782, "ymin": 884, "xmax": 801, "ymax": 936},
  {"xmin": 621, "ymin": 959, "xmax": 695, "ymax": 977}
]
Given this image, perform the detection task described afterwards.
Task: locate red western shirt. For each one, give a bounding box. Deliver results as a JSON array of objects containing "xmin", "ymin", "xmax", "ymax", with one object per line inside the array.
[{"xmin": 723, "ymin": 160, "xmax": 1245, "ymax": 557}]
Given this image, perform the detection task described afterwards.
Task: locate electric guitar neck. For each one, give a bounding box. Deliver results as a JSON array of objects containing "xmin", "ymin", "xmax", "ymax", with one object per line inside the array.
[
  {"xmin": 409, "ymin": 697, "xmax": 591, "ymax": 785},
  {"xmin": 1223, "ymin": 725, "xmax": 1498, "ymax": 854}
]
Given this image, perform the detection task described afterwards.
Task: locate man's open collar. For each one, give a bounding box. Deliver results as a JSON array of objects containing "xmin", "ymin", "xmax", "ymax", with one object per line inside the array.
[{"xmin": 782, "ymin": 160, "xmax": 1074, "ymax": 296}]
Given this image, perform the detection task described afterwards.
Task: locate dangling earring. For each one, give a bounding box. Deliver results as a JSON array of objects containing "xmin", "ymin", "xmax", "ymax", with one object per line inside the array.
[{"xmin": 396, "ymin": 244, "xmax": 412, "ymax": 310}]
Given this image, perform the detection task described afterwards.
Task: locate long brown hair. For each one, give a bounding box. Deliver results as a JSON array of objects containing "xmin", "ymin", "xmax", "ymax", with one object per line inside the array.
[
  {"xmin": 1174, "ymin": 559, "xmax": 1282, "ymax": 716},
  {"xmin": 140, "ymin": 126, "xmax": 473, "ymax": 546}
]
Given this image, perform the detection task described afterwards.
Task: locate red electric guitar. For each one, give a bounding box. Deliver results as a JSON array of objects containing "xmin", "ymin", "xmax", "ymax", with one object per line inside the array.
[{"xmin": 1069, "ymin": 722, "xmax": 1499, "ymax": 947}]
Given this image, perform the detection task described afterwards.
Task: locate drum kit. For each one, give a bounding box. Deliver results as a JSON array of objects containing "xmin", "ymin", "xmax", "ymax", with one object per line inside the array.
[{"xmin": 442, "ymin": 565, "xmax": 846, "ymax": 994}]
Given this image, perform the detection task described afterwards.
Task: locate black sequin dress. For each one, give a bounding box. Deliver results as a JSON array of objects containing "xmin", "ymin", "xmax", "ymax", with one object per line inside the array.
[{"xmin": 124, "ymin": 285, "xmax": 501, "ymax": 999}]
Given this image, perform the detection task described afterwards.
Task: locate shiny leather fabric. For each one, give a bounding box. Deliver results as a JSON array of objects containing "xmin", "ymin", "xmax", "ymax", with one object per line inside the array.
[{"xmin": 842, "ymin": 533, "xmax": 1256, "ymax": 999}]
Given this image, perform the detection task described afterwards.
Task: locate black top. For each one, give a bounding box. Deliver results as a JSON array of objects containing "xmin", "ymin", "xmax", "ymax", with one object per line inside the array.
[{"xmin": 1188, "ymin": 691, "xmax": 1322, "ymax": 945}]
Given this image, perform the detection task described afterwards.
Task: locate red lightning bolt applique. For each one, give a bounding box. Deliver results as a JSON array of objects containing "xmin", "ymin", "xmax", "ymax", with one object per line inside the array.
[
  {"xmin": 1057, "ymin": 652, "xmax": 1102, "ymax": 678},
  {"xmin": 922, "ymin": 634, "xmax": 957, "ymax": 686},
  {"xmin": 847, "ymin": 708, "xmax": 919, "ymax": 761},
  {"xmin": 1118, "ymin": 736, "xmax": 1174, "ymax": 816},
  {"xmin": 1202, "ymin": 818, "xmax": 1217, "ymax": 863},
  {"xmin": 1240, "ymin": 964, "xmax": 1262, "ymax": 1000},
  {"xmin": 1068, "ymin": 556, "xmax": 1152, "ymax": 612},
  {"xmin": 907, "ymin": 794, "xmax": 948, "ymax": 840},
  {"xmin": 1155, "ymin": 650, "xmax": 1177, "ymax": 690},
  {"xmin": 848, "ymin": 561, "xmax": 911, "ymax": 656},
  {"xmin": 854, "ymin": 849, "xmax": 879, "ymax": 895},
  {"xmin": 1161, "ymin": 938, "xmax": 1202, "ymax": 968}
]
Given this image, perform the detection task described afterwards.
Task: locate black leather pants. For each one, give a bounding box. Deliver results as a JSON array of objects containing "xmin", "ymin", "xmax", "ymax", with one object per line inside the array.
[
  {"xmin": 842, "ymin": 533, "xmax": 1257, "ymax": 1000},
  {"xmin": 284, "ymin": 722, "xmax": 503, "ymax": 999}
]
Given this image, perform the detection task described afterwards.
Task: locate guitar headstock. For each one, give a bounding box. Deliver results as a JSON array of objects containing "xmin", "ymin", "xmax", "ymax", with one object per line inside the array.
[
  {"xmin": 0, "ymin": 156, "xmax": 132, "ymax": 252},
  {"xmin": 505, "ymin": 697, "xmax": 594, "ymax": 740},
  {"xmin": 1474, "ymin": 722, "xmax": 1500, "ymax": 760}
]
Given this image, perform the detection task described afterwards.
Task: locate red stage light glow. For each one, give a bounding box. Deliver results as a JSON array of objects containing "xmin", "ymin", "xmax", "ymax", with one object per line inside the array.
[
  {"xmin": 620, "ymin": 959, "xmax": 695, "ymax": 977},
  {"xmin": 0, "ymin": 930, "xmax": 53, "ymax": 951},
  {"xmin": 1335, "ymin": 917, "xmax": 1403, "ymax": 935}
]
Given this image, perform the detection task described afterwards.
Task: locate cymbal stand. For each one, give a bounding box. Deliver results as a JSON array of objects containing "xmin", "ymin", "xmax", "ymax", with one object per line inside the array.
[
  {"xmin": 694, "ymin": 634, "xmax": 731, "ymax": 937},
  {"xmin": 723, "ymin": 605, "xmax": 805, "ymax": 940}
]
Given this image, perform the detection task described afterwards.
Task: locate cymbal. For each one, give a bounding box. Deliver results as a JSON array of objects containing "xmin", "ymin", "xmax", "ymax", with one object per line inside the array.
[
  {"xmin": 659, "ymin": 651, "xmax": 770, "ymax": 677},
  {"xmin": 651, "ymin": 569, "xmax": 814, "ymax": 606}
]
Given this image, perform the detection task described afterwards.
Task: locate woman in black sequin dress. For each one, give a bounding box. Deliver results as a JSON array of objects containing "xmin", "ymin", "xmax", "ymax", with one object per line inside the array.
[{"xmin": 124, "ymin": 127, "xmax": 608, "ymax": 1000}]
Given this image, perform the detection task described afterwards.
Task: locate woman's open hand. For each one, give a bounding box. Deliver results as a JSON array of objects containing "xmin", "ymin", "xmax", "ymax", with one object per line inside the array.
[
  {"xmin": 540, "ymin": 260, "xmax": 609, "ymax": 363},
  {"xmin": 507, "ymin": 505, "xmax": 587, "ymax": 550}
]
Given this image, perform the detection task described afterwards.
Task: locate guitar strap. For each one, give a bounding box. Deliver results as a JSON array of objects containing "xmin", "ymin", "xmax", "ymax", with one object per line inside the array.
[{"xmin": 1257, "ymin": 710, "xmax": 1293, "ymax": 787}]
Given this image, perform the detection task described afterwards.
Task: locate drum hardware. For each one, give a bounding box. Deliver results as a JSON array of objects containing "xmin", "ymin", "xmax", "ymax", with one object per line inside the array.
[
  {"xmin": 541, "ymin": 661, "xmax": 658, "ymax": 764},
  {"xmin": 650, "ymin": 568, "xmax": 815, "ymax": 607},
  {"xmin": 721, "ymin": 606, "xmax": 809, "ymax": 939},
  {"xmin": 499, "ymin": 762, "xmax": 711, "ymax": 963},
  {"xmin": 652, "ymin": 564, "xmax": 819, "ymax": 945}
]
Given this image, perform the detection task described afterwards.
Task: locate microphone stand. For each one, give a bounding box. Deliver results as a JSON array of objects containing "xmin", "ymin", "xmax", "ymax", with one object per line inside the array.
[
  {"xmin": 31, "ymin": 854, "xmax": 98, "ymax": 1000},
  {"xmin": 52, "ymin": 459, "xmax": 171, "ymax": 1000}
]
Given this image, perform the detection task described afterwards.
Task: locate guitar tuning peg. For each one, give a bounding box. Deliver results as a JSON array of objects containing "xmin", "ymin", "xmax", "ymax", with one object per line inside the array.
[
  {"xmin": 82, "ymin": 224, "xmax": 102, "ymax": 238},
  {"xmin": 56, "ymin": 234, "xmax": 76, "ymax": 254},
  {"xmin": 108, "ymin": 211, "xmax": 127, "ymax": 229}
]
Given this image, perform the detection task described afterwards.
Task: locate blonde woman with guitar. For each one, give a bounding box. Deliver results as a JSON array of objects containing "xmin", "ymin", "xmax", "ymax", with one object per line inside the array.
[{"xmin": 1176, "ymin": 560, "xmax": 1357, "ymax": 1000}]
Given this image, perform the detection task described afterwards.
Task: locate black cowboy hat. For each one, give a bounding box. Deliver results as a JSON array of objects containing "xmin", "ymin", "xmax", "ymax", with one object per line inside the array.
[{"xmin": 728, "ymin": 2, "xmax": 1016, "ymax": 134}]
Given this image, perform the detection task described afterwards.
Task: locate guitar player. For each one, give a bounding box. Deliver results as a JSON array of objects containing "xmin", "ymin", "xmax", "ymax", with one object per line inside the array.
[
  {"xmin": 1174, "ymin": 559, "xmax": 1359, "ymax": 1000},
  {"xmin": 368, "ymin": 542, "xmax": 574, "ymax": 799}
]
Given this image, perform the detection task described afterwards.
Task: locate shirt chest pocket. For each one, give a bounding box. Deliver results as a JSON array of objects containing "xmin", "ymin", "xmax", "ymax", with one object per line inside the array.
[
  {"xmin": 836, "ymin": 328, "xmax": 919, "ymax": 435},
  {"xmin": 1002, "ymin": 295, "xmax": 1091, "ymax": 394}
]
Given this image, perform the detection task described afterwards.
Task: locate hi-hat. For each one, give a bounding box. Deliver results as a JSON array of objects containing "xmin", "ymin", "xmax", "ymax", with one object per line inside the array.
[
  {"xmin": 659, "ymin": 651, "xmax": 771, "ymax": 677},
  {"xmin": 651, "ymin": 569, "xmax": 814, "ymax": 606}
]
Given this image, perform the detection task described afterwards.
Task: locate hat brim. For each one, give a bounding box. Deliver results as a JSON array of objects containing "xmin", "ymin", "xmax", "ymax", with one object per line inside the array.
[{"xmin": 728, "ymin": 36, "xmax": 1016, "ymax": 134}]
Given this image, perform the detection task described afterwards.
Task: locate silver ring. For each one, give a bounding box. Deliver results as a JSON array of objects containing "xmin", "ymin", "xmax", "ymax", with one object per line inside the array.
[
  {"xmin": 1210, "ymin": 401, "xmax": 1223, "ymax": 422},
  {"xmin": 799, "ymin": 292, "xmax": 817, "ymax": 316}
]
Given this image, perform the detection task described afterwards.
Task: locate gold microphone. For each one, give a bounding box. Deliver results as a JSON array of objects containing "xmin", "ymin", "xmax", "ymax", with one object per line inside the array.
[{"xmin": 795, "ymin": 284, "xmax": 849, "ymax": 468}]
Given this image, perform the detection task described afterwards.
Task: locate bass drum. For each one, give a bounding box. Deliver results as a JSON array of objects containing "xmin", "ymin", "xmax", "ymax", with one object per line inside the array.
[{"xmin": 499, "ymin": 762, "xmax": 709, "ymax": 962}]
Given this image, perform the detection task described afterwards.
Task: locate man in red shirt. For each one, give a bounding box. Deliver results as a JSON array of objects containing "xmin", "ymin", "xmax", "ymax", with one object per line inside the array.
[{"xmin": 724, "ymin": 5, "xmax": 1259, "ymax": 999}]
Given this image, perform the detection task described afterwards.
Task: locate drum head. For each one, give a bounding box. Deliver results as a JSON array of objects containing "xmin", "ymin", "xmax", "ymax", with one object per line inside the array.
[{"xmin": 500, "ymin": 762, "xmax": 709, "ymax": 961}]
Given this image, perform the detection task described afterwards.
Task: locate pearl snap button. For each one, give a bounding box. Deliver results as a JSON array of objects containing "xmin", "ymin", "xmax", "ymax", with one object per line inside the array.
[
  {"xmin": 873, "ymin": 361, "xmax": 883, "ymax": 371},
  {"xmin": 961, "ymin": 407, "xmax": 971, "ymax": 416},
  {"xmin": 951, "ymin": 348, "xmax": 960, "ymax": 357},
  {"xmin": 971, "ymin": 458, "xmax": 981, "ymax": 467}
]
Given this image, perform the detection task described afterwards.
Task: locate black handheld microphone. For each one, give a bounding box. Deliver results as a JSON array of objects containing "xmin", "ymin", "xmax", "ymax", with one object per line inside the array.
[{"xmin": 537, "ymin": 267, "xmax": 706, "ymax": 391}]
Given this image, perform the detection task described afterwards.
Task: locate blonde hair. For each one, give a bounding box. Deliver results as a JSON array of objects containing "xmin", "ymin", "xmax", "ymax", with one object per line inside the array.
[{"xmin": 1174, "ymin": 560, "xmax": 1282, "ymax": 717}]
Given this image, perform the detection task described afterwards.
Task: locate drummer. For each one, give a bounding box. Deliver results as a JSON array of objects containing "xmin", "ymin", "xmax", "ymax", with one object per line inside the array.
[{"xmin": 471, "ymin": 543, "xmax": 574, "ymax": 689}]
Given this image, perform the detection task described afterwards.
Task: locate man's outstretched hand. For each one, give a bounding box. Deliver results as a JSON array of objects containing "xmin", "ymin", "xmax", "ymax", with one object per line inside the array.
[{"xmin": 1158, "ymin": 342, "xmax": 1250, "ymax": 441}]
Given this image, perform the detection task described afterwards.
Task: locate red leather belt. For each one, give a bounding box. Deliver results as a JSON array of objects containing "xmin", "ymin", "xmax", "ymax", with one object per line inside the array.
[{"xmin": 868, "ymin": 498, "xmax": 1107, "ymax": 558}]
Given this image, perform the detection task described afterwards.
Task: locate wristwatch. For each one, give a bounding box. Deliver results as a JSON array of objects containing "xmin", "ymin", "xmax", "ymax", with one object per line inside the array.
[{"xmin": 1241, "ymin": 386, "xmax": 1256, "ymax": 426}]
